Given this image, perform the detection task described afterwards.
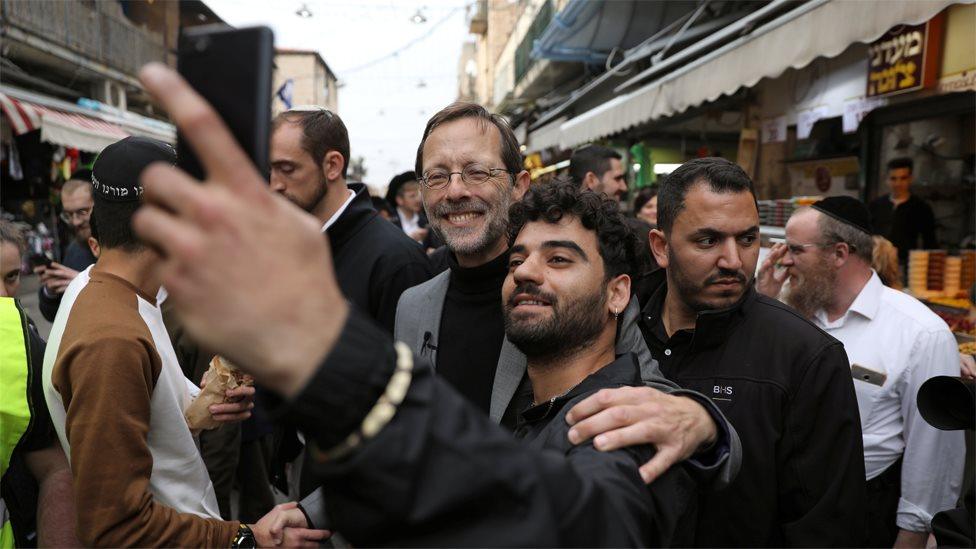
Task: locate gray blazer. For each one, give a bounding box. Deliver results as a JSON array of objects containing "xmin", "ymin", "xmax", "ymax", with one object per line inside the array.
[{"xmin": 396, "ymin": 271, "xmax": 681, "ymax": 419}]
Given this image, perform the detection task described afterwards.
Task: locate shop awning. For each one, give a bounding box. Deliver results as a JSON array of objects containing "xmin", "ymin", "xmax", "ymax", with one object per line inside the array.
[
  {"xmin": 550, "ymin": 0, "xmax": 966, "ymax": 150},
  {"xmin": 0, "ymin": 86, "xmax": 176, "ymax": 153},
  {"xmin": 1, "ymin": 91, "xmax": 128, "ymax": 152},
  {"xmin": 527, "ymin": 117, "xmax": 566, "ymax": 152},
  {"xmin": 532, "ymin": 0, "xmax": 700, "ymax": 65}
]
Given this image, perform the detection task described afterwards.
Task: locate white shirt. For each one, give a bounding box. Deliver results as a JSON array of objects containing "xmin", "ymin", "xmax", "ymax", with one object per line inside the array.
[
  {"xmin": 320, "ymin": 189, "xmax": 357, "ymax": 233},
  {"xmin": 398, "ymin": 208, "xmax": 421, "ymax": 235},
  {"xmin": 812, "ymin": 272, "xmax": 963, "ymax": 532}
]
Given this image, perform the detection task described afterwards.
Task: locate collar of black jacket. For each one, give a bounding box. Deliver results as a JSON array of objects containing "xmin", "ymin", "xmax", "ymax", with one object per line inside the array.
[
  {"xmin": 638, "ymin": 268, "xmax": 754, "ymax": 350},
  {"xmin": 520, "ymin": 353, "xmax": 643, "ymax": 424},
  {"xmin": 326, "ymin": 183, "xmax": 376, "ymax": 250}
]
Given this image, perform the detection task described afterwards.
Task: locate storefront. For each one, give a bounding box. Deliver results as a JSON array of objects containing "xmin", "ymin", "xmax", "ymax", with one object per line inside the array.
[
  {"xmin": 0, "ymin": 84, "xmax": 175, "ymax": 261},
  {"xmin": 750, "ymin": 4, "xmax": 976, "ymax": 350}
]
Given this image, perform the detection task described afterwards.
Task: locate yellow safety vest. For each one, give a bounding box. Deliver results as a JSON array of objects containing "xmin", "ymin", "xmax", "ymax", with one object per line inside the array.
[{"xmin": 0, "ymin": 297, "xmax": 34, "ymax": 549}]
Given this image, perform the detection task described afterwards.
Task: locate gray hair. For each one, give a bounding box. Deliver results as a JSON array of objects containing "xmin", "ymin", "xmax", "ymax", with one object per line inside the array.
[{"xmin": 816, "ymin": 210, "xmax": 873, "ymax": 262}]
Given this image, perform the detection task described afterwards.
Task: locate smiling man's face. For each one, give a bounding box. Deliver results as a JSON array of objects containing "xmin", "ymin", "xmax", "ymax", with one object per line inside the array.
[
  {"xmin": 502, "ymin": 215, "xmax": 609, "ymax": 360},
  {"xmin": 420, "ymin": 117, "xmax": 515, "ymax": 264}
]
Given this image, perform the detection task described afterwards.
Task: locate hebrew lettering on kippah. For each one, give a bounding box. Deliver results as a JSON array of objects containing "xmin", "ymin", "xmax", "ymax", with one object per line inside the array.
[{"xmin": 90, "ymin": 174, "xmax": 142, "ymax": 200}]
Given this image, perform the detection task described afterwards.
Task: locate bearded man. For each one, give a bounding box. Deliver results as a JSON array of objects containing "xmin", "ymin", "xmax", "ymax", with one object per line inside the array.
[
  {"xmin": 270, "ymin": 107, "xmax": 431, "ymax": 332},
  {"xmin": 634, "ymin": 158, "xmax": 866, "ymax": 546},
  {"xmin": 758, "ymin": 196, "xmax": 963, "ymax": 547}
]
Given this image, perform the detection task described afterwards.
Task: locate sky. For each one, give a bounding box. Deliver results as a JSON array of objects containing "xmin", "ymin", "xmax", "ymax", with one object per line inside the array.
[{"xmin": 206, "ymin": 0, "xmax": 473, "ymax": 193}]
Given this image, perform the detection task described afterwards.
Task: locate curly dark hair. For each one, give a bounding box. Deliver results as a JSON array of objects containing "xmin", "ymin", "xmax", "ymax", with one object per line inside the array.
[{"xmin": 507, "ymin": 178, "xmax": 640, "ymax": 280}]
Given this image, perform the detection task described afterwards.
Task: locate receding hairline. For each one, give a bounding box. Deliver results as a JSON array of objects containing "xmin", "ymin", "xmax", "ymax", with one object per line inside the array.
[
  {"xmin": 424, "ymin": 115, "xmax": 502, "ymax": 146},
  {"xmin": 420, "ymin": 116, "xmax": 505, "ymax": 164},
  {"xmin": 62, "ymin": 179, "xmax": 93, "ymax": 197}
]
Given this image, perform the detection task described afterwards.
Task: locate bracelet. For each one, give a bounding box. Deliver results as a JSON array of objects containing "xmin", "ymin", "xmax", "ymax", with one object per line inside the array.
[{"xmin": 311, "ymin": 341, "xmax": 414, "ymax": 463}]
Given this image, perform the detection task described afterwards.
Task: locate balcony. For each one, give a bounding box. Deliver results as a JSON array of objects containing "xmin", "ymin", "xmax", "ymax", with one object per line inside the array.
[
  {"xmin": 469, "ymin": 0, "xmax": 487, "ymax": 35},
  {"xmin": 513, "ymin": 0, "xmax": 552, "ymax": 85},
  {"xmin": 1, "ymin": 0, "xmax": 167, "ymax": 78}
]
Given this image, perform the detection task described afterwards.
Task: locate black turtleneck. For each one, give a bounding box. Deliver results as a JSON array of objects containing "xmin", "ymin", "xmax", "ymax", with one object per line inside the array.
[{"xmin": 436, "ymin": 249, "xmax": 510, "ymax": 413}]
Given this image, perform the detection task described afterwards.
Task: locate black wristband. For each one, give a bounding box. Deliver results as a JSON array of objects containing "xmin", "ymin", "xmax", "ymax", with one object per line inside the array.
[{"xmin": 296, "ymin": 503, "xmax": 315, "ymax": 529}]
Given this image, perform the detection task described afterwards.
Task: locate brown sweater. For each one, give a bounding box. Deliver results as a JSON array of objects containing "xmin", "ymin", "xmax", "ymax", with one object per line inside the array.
[{"xmin": 44, "ymin": 269, "xmax": 238, "ymax": 547}]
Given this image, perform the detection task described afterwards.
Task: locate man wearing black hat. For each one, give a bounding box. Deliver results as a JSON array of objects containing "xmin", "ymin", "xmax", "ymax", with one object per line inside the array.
[
  {"xmin": 39, "ymin": 136, "xmax": 308, "ymax": 547},
  {"xmin": 385, "ymin": 171, "xmax": 427, "ymax": 242},
  {"xmin": 759, "ymin": 196, "xmax": 964, "ymax": 547}
]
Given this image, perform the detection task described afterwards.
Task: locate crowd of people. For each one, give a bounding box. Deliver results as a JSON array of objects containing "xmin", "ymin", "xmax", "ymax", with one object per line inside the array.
[{"xmin": 0, "ymin": 60, "xmax": 971, "ymax": 548}]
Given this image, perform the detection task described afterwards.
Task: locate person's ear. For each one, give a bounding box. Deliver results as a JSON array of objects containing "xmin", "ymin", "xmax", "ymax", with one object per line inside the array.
[
  {"xmin": 833, "ymin": 242, "xmax": 851, "ymax": 267},
  {"xmin": 322, "ymin": 151, "xmax": 345, "ymax": 182},
  {"xmin": 88, "ymin": 237, "xmax": 100, "ymax": 258},
  {"xmin": 607, "ymin": 274, "xmax": 631, "ymax": 318},
  {"xmin": 512, "ymin": 170, "xmax": 531, "ymax": 201},
  {"xmin": 583, "ymin": 172, "xmax": 600, "ymax": 191},
  {"xmin": 649, "ymin": 228, "xmax": 669, "ymax": 268}
]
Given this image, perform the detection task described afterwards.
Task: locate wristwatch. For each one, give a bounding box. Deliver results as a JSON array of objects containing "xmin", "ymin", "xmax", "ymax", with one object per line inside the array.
[{"xmin": 231, "ymin": 524, "xmax": 256, "ymax": 549}]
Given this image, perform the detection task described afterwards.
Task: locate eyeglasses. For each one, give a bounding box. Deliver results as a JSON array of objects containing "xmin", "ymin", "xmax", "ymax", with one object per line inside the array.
[
  {"xmin": 421, "ymin": 165, "xmax": 512, "ymax": 190},
  {"xmin": 60, "ymin": 208, "xmax": 91, "ymax": 224}
]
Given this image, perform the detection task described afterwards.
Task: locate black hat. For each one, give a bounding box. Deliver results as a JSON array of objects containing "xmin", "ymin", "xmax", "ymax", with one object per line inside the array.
[
  {"xmin": 385, "ymin": 171, "xmax": 418, "ymax": 208},
  {"xmin": 92, "ymin": 136, "xmax": 176, "ymax": 203},
  {"xmin": 811, "ymin": 196, "xmax": 873, "ymax": 235}
]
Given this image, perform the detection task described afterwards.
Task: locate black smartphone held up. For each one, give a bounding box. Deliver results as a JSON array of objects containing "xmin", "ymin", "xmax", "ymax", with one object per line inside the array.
[
  {"xmin": 177, "ymin": 25, "xmax": 274, "ymax": 181},
  {"xmin": 28, "ymin": 253, "xmax": 52, "ymax": 269}
]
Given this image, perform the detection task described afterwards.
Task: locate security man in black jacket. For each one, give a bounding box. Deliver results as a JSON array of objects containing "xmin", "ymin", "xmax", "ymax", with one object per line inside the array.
[{"xmin": 640, "ymin": 158, "xmax": 866, "ymax": 546}]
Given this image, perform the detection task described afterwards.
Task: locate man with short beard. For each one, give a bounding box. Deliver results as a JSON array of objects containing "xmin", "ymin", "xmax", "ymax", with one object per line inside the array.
[
  {"xmin": 263, "ymin": 108, "xmax": 433, "ymax": 530},
  {"xmin": 637, "ymin": 157, "xmax": 866, "ymax": 546},
  {"xmin": 757, "ymin": 197, "xmax": 963, "ymax": 548},
  {"xmin": 270, "ymin": 107, "xmax": 431, "ymax": 333}
]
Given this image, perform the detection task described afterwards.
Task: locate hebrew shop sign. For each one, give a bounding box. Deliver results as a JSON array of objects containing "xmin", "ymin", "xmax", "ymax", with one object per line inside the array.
[{"xmin": 867, "ymin": 14, "xmax": 944, "ymax": 98}]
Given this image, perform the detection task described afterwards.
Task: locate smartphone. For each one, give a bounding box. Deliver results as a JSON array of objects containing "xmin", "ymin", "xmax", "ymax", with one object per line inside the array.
[
  {"xmin": 851, "ymin": 364, "xmax": 887, "ymax": 387},
  {"xmin": 177, "ymin": 25, "xmax": 274, "ymax": 181},
  {"xmin": 28, "ymin": 253, "xmax": 52, "ymax": 269}
]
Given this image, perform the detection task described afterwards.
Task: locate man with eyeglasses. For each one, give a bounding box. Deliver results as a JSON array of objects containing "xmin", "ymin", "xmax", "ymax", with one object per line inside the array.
[
  {"xmin": 757, "ymin": 196, "xmax": 962, "ymax": 548},
  {"xmin": 394, "ymin": 102, "xmax": 736, "ymax": 483},
  {"xmin": 35, "ymin": 171, "xmax": 97, "ymax": 321}
]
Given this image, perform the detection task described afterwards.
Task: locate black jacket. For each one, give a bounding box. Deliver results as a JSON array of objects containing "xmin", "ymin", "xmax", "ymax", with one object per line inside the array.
[
  {"xmin": 276, "ymin": 310, "xmax": 697, "ymax": 546},
  {"xmin": 281, "ymin": 184, "xmax": 432, "ymax": 497},
  {"xmin": 329, "ymin": 184, "xmax": 432, "ymax": 334},
  {"xmin": 38, "ymin": 239, "xmax": 96, "ymax": 321},
  {"xmin": 637, "ymin": 270, "xmax": 866, "ymax": 547}
]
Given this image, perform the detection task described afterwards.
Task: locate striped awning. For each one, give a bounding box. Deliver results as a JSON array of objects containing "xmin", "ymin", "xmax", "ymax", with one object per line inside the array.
[{"xmin": 0, "ymin": 92, "xmax": 129, "ymax": 152}]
